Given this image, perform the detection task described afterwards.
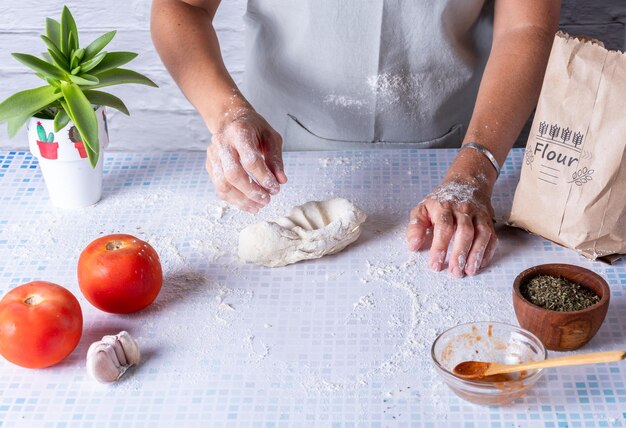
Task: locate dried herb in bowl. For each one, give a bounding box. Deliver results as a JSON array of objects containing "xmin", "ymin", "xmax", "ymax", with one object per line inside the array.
[{"xmin": 520, "ymin": 275, "xmax": 600, "ymax": 312}]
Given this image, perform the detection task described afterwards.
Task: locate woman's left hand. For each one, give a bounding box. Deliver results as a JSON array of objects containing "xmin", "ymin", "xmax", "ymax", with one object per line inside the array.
[{"xmin": 406, "ymin": 152, "xmax": 499, "ymax": 277}]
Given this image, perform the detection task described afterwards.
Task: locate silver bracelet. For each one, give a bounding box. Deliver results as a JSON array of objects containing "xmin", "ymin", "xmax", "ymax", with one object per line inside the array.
[{"xmin": 461, "ymin": 142, "xmax": 501, "ymax": 178}]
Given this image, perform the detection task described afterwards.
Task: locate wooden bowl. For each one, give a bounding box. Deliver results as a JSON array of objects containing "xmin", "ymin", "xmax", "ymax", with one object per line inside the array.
[{"xmin": 513, "ymin": 264, "xmax": 610, "ymax": 351}]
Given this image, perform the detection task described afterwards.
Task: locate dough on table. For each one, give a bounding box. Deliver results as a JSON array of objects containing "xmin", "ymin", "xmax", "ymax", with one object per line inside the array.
[{"xmin": 238, "ymin": 198, "xmax": 367, "ymax": 267}]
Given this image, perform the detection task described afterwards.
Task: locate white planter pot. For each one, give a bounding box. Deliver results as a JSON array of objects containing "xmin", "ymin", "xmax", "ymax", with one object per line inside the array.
[{"xmin": 27, "ymin": 106, "xmax": 109, "ymax": 209}]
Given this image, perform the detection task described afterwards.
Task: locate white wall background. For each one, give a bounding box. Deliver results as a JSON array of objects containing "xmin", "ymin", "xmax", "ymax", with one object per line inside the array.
[{"xmin": 0, "ymin": 0, "xmax": 624, "ymax": 152}]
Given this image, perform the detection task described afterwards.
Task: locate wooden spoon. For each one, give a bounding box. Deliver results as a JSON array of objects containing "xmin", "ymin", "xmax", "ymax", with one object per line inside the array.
[{"xmin": 453, "ymin": 350, "xmax": 626, "ymax": 380}]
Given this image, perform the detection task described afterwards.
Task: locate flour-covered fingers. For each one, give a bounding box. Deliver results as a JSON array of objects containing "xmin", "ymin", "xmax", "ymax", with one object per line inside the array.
[
  {"xmin": 207, "ymin": 149, "xmax": 263, "ymax": 213},
  {"xmin": 480, "ymin": 235, "xmax": 499, "ymax": 269},
  {"xmin": 264, "ymin": 131, "xmax": 287, "ymax": 184},
  {"xmin": 465, "ymin": 216, "xmax": 493, "ymax": 276},
  {"xmin": 231, "ymin": 190, "xmax": 264, "ymax": 213},
  {"xmin": 218, "ymin": 183, "xmax": 263, "ymax": 213},
  {"xmin": 240, "ymin": 148, "xmax": 280, "ymax": 195},
  {"xmin": 234, "ymin": 130, "xmax": 281, "ymax": 195},
  {"xmin": 449, "ymin": 211, "xmax": 474, "ymax": 278},
  {"xmin": 428, "ymin": 206, "xmax": 455, "ymax": 272},
  {"xmin": 407, "ymin": 203, "xmax": 433, "ymax": 251},
  {"xmin": 219, "ymin": 145, "xmax": 271, "ymax": 206},
  {"xmin": 206, "ymin": 148, "xmax": 229, "ymax": 196}
]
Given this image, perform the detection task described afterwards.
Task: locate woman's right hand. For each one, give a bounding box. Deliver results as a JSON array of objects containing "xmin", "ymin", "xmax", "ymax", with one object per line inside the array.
[
  {"xmin": 151, "ymin": 0, "xmax": 287, "ymax": 213},
  {"xmin": 206, "ymin": 108, "xmax": 288, "ymax": 213}
]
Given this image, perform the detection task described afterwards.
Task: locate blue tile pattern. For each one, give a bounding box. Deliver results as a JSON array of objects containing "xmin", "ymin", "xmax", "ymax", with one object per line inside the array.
[{"xmin": 0, "ymin": 149, "xmax": 624, "ymax": 427}]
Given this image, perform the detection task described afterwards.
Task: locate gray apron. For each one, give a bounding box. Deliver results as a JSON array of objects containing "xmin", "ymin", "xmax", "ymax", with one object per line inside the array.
[{"xmin": 244, "ymin": 1, "xmax": 493, "ymax": 150}]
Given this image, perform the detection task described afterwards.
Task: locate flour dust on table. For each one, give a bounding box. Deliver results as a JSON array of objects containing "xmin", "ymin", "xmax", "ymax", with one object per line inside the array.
[
  {"xmin": 0, "ymin": 155, "xmax": 505, "ymax": 402},
  {"xmin": 3, "ymin": 151, "xmax": 625, "ymax": 425},
  {"xmin": 238, "ymin": 198, "xmax": 367, "ymax": 267}
]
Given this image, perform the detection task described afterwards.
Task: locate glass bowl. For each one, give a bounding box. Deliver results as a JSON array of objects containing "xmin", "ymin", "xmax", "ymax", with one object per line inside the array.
[{"xmin": 431, "ymin": 321, "xmax": 547, "ymax": 406}]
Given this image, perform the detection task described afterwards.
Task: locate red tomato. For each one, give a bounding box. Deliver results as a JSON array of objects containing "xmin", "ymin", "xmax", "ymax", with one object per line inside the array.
[
  {"xmin": 0, "ymin": 281, "xmax": 83, "ymax": 369},
  {"xmin": 77, "ymin": 234, "xmax": 163, "ymax": 314}
]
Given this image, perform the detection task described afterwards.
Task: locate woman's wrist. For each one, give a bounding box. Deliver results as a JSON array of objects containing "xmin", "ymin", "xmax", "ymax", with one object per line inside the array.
[
  {"xmin": 461, "ymin": 143, "xmax": 501, "ymax": 178},
  {"xmin": 445, "ymin": 146, "xmax": 498, "ymax": 193},
  {"xmin": 203, "ymin": 88, "xmax": 255, "ymax": 134}
]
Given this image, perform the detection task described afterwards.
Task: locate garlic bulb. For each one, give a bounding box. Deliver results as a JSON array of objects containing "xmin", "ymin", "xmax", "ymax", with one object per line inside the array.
[{"xmin": 86, "ymin": 331, "xmax": 140, "ymax": 383}]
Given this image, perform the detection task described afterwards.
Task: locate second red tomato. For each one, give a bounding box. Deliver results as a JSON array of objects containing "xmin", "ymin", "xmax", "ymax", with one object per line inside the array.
[{"xmin": 78, "ymin": 234, "xmax": 163, "ymax": 314}]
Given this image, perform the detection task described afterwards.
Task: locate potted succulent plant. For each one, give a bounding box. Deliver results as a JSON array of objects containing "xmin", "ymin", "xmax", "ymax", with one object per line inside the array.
[{"xmin": 0, "ymin": 6, "xmax": 156, "ymax": 208}]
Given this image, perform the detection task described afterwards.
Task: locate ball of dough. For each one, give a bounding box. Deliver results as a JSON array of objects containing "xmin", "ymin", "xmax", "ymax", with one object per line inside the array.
[{"xmin": 238, "ymin": 198, "xmax": 367, "ymax": 267}]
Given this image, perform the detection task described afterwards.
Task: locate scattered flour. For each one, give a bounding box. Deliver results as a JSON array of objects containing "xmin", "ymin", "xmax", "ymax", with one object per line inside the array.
[
  {"xmin": 323, "ymin": 94, "xmax": 365, "ymax": 108},
  {"xmin": 427, "ymin": 181, "xmax": 478, "ymax": 205},
  {"xmin": 367, "ymin": 73, "xmax": 425, "ymax": 108},
  {"xmin": 352, "ymin": 293, "xmax": 375, "ymax": 311},
  {"xmin": 320, "ymin": 157, "xmax": 351, "ymax": 168},
  {"xmin": 325, "ymin": 271, "xmax": 345, "ymax": 281},
  {"xmin": 8, "ymin": 147, "xmax": 625, "ymax": 427},
  {"xmin": 0, "ymin": 153, "xmax": 521, "ymax": 419},
  {"xmin": 259, "ymin": 213, "xmax": 509, "ymax": 414},
  {"xmin": 344, "ymin": 293, "xmax": 376, "ymax": 322},
  {"xmin": 242, "ymin": 334, "xmax": 271, "ymax": 363},
  {"xmin": 321, "ymin": 72, "xmax": 426, "ymax": 113}
]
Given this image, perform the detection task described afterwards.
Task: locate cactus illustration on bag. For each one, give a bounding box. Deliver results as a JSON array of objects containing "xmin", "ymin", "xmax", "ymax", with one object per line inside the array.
[
  {"xmin": 35, "ymin": 121, "xmax": 59, "ymax": 160},
  {"xmin": 69, "ymin": 125, "xmax": 88, "ymax": 159}
]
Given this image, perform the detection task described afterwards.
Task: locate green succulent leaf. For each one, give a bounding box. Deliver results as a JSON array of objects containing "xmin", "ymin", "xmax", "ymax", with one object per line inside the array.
[
  {"xmin": 84, "ymin": 31, "xmax": 116, "ymax": 61},
  {"xmin": 60, "ymin": 6, "xmax": 78, "ymax": 55},
  {"xmin": 89, "ymin": 68, "xmax": 158, "ymax": 89},
  {"xmin": 45, "ymin": 18, "xmax": 62, "ymax": 53},
  {"xmin": 0, "ymin": 86, "xmax": 63, "ymax": 122},
  {"xmin": 58, "ymin": 98, "xmax": 69, "ymax": 110},
  {"xmin": 41, "ymin": 52, "xmax": 53, "ymax": 64},
  {"xmin": 40, "ymin": 35, "xmax": 66, "ymax": 65},
  {"xmin": 69, "ymin": 74, "xmax": 99, "ymax": 85},
  {"xmin": 7, "ymin": 113, "xmax": 34, "ymax": 137},
  {"xmin": 73, "ymin": 48, "xmax": 85, "ymax": 62},
  {"xmin": 46, "ymin": 47, "xmax": 69, "ymax": 71},
  {"xmin": 80, "ymin": 52, "xmax": 107, "ymax": 73},
  {"xmin": 12, "ymin": 53, "xmax": 66, "ymax": 81},
  {"xmin": 83, "ymin": 90, "xmax": 129, "ymax": 115},
  {"xmin": 53, "ymin": 108, "xmax": 71, "ymax": 131},
  {"xmin": 89, "ymin": 52, "xmax": 138, "ymax": 74},
  {"xmin": 68, "ymin": 31, "xmax": 78, "ymax": 55},
  {"xmin": 70, "ymin": 52, "xmax": 80, "ymax": 70},
  {"xmin": 7, "ymin": 104, "xmax": 57, "ymax": 137},
  {"xmin": 61, "ymin": 83, "xmax": 99, "ymax": 167},
  {"xmin": 2, "ymin": 7, "xmax": 157, "ymax": 142},
  {"xmin": 85, "ymin": 142, "xmax": 98, "ymax": 163}
]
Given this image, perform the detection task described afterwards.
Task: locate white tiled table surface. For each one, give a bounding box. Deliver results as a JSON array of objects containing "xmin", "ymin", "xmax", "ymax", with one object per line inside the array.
[{"xmin": 0, "ymin": 149, "xmax": 624, "ymax": 428}]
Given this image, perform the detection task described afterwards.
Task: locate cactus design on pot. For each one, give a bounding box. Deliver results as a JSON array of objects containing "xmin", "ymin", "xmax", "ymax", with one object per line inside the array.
[
  {"xmin": 35, "ymin": 121, "xmax": 59, "ymax": 160},
  {"xmin": 69, "ymin": 125, "xmax": 88, "ymax": 159},
  {"xmin": 37, "ymin": 121, "xmax": 54, "ymax": 143}
]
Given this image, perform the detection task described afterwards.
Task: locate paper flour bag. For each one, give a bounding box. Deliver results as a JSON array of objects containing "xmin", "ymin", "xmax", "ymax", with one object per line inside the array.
[{"xmin": 507, "ymin": 32, "xmax": 626, "ymax": 262}]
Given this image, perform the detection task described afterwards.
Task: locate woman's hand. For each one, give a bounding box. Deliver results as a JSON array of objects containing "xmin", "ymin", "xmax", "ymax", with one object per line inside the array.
[
  {"xmin": 405, "ymin": 0, "xmax": 559, "ymax": 277},
  {"xmin": 206, "ymin": 109, "xmax": 288, "ymax": 213},
  {"xmin": 151, "ymin": 0, "xmax": 287, "ymax": 213},
  {"xmin": 406, "ymin": 149, "xmax": 499, "ymax": 277}
]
